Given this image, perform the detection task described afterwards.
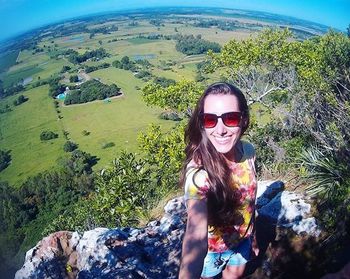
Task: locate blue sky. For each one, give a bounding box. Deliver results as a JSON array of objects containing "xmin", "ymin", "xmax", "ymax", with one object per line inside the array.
[{"xmin": 0, "ymin": 0, "xmax": 349, "ymax": 42}]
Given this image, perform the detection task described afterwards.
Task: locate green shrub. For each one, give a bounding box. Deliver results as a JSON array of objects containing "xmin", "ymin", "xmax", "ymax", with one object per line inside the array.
[
  {"xmin": 159, "ymin": 111, "xmax": 182, "ymax": 121},
  {"xmin": 82, "ymin": 130, "xmax": 90, "ymax": 136},
  {"xmin": 40, "ymin": 130, "xmax": 58, "ymax": 141},
  {"xmin": 63, "ymin": 141, "xmax": 78, "ymax": 152},
  {"xmin": 101, "ymin": 142, "xmax": 115, "ymax": 149}
]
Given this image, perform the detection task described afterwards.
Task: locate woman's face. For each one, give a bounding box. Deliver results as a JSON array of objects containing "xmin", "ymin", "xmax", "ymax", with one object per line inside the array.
[{"xmin": 203, "ymin": 94, "xmax": 242, "ymax": 160}]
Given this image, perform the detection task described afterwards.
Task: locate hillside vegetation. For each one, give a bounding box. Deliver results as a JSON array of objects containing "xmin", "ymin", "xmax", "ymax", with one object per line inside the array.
[{"xmin": 0, "ymin": 8, "xmax": 348, "ymax": 278}]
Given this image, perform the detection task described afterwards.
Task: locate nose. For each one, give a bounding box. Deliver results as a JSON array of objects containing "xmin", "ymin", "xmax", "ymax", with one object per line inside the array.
[{"xmin": 215, "ymin": 118, "xmax": 227, "ymax": 135}]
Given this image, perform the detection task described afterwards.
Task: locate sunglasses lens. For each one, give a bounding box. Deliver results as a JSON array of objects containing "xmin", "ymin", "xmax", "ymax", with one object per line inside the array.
[
  {"xmin": 222, "ymin": 112, "xmax": 241, "ymax": 127},
  {"xmin": 203, "ymin": 114, "xmax": 217, "ymax": 128}
]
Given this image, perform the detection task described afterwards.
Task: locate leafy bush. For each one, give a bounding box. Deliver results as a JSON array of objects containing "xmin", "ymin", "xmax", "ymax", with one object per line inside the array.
[
  {"xmin": 58, "ymin": 149, "xmax": 98, "ymax": 175},
  {"xmin": 300, "ymin": 146, "xmax": 350, "ymax": 238},
  {"xmin": 40, "ymin": 130, "xmax": 58, "ymax": 141},
  {"xmin": 300, "ymin": 147, "xmax": 350, "ymax": 198},
  {"xmin": 45, "ymin": 152, "xmax": 154, "ymax": 231},
  {"xmin": 138, "ymin": 123, "xmax": 186, "ymax": 195}
]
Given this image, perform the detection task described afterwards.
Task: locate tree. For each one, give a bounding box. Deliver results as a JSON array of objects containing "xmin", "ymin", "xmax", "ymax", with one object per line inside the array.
[
  {"xmin": 13, "ymin": 95, "xmax": 28, "ymax": 106},
  {"xmin": 0, "ymin": 150, "xmax": 11, "ymax": 172},
  {"xmin": 69, "ymin": 75, "xmax": 79, "ymax": 83},
  {"xmin": 142, "ymin": 80, "xmax": 203, "ymax": 113},
  {"xmin": 63, "ymin": 141, "xmax": 78, "ymax": 152},
  {"xmin": 59, "ymin": 149, "xmax": 98, "ymax": 175},
  {"xmin": 61, "ymin": 65, "xmax": 71, "ymax": 73},
  {"xmin": 40, "ymin": 130, "xmax": 58, "ymax": 141},
  {"xmin": 153, "ymin": 77, "xmax": 176, "ymax": 87},
  {"xmin": 64, "ymin": 80, "xmax": 121, "ymax": 105},
  {"xmin": 175, "ymin": 34, "xmax": 221, "ymax": 55},
  {"xmin": 48, "ymin": 75, "xmax": 65, "ymax": 98},
  {"xmin": 207, "ymin": 28, "xmax": 298, "ymax": 106}
]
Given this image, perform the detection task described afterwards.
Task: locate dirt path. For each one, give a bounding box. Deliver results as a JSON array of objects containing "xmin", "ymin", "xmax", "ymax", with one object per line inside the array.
[{"xmin": 79, "ymin": 71, "xmax": 91, "ymax": 82}]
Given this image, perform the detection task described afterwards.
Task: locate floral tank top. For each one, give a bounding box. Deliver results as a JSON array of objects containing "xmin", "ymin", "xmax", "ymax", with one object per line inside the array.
[{"xmin": 183, "ymin": 141, "xmax": 257, "ymax": 253}]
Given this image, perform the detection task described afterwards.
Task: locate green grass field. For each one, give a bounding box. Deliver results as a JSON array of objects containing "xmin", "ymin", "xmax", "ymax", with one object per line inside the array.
[
  {"xmin": 0, "ymin": 13, "xmax": 260, "ymax": 187},
  {"xmin": 126, "ymin": 37, "xmax": 159, "ymax": 45},
  {"xmin": 2, "ymin": 66, "xmax": 42, "ymax": 88},
  {"xmin": 2, "ymin": 50, "xmax": 68, "ymax": 88},
  {"xmin": 0, "ymin": 85, "xmax": 66, "ymax": 186},
  {"xmin": 59, "ymin": 67, "xmax": 174, "ymax": 172},
  {"xmin": 0, "ymin": 50, "xmax": 19, "ymax": 73}
]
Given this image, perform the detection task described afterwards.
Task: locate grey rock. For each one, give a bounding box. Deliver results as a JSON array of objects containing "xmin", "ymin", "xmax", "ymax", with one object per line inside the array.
[{"xmin": 15, "ymin": 181, "xmax": 320, "ymax": 278}]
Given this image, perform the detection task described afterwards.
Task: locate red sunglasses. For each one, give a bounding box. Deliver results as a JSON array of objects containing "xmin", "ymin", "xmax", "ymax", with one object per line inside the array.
[{"xmin": 201, "ymin": 112, "xmax": 242, "ymax": 128}]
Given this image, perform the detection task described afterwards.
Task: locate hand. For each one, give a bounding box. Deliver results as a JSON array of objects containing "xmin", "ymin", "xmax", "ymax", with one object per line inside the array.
[{"xmin": 251, "ymin": 235, "xmax": 259, "ymax": 258}]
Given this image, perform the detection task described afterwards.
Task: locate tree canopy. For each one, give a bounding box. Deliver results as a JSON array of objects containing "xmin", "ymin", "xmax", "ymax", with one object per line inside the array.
[
  {"xmin": 64, "ymin": 80, "xmax": 121, "ymax": 105},
  {"xmin": 175, "ymin": 34, "xmax": 221, "ymax": 55}
]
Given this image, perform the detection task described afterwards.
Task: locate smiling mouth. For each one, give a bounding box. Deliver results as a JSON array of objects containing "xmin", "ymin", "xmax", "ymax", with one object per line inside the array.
[{"xmin": 214, "ymin": 137, "xmax": 231, "ymax": 144}]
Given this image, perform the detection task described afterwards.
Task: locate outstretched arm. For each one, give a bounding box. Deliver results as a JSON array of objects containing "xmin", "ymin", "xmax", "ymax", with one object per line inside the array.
[{"xmin": 179, "ymin": 199, "xmax": 208, "ymax": 279}]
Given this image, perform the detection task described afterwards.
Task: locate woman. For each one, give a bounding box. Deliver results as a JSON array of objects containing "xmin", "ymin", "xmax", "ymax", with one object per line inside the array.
[{"xmin": 178, "ymin": 82, "xmax": 257, "ymax": 279}]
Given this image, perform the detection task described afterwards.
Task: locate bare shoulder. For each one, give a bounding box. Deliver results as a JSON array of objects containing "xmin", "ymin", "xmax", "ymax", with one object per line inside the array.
[{"xmin": 186, "ymin": 160, "xmax": 208, "ymax": 186}]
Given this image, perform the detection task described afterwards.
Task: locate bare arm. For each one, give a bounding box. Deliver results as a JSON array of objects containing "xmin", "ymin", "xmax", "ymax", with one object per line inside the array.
[{"xmin": 178, "ymin": 199, "xmax": 208, "ymax": 279}]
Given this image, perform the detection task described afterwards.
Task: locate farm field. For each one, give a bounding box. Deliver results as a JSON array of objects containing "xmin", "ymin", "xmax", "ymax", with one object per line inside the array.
[
  {"xmin": 0, "ymin": 85, "xmax": 66, "ymax": 186},
  {"xmin": 0, "ymin": 50, "xmax": 19, "ymax": 75},
  {"xmin": 0, "ymin": 7, "xmax": 326, "ymax": 187},
  {"xmin": 60, "ymin": 67, "xmax": 174, "ymax": 170}
]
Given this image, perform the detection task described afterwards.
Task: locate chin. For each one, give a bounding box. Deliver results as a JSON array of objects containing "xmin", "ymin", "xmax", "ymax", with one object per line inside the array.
[{"xmin": 212, "ymin": 143, "xmax": 235, "ymax": 155}]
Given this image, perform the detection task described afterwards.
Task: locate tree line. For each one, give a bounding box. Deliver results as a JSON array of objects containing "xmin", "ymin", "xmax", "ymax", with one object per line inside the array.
[
  {"xmin": 64, "ymin": 79, "xmax": 121, "ymax": 105},
  {"xmin": 175, "ymin": 34, "xmax": 221, "ymax": 55},
  {"xmin": 0, "ymin": 149, "xmax": 98, "ymax": 275},
  {"xmin": 66, "ymin": 48, "xmax": 110, "ymax": 64}
]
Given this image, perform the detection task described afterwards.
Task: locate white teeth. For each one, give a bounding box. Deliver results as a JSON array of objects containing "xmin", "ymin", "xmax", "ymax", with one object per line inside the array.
[{"xmin": 215, "ymin": 137, "xmax": 230, "ymax": 144}]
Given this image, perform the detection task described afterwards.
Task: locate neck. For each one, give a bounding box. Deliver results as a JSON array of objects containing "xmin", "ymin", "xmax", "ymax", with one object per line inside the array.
[{"xmin": 225, "ymin": 141, "xmax": 243, "ymax": 163}]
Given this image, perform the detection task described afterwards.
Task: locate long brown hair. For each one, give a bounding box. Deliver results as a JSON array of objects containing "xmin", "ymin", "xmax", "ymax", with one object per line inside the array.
[{"xmin": 180, "ymin": 82, "xmax": 250, "ymax": 228}]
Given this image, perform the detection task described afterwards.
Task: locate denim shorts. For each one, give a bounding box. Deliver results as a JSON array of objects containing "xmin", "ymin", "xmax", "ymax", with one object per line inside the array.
[{"xmin": 201, "ymin": 238, "xmax": 252, "ymax": 278}]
